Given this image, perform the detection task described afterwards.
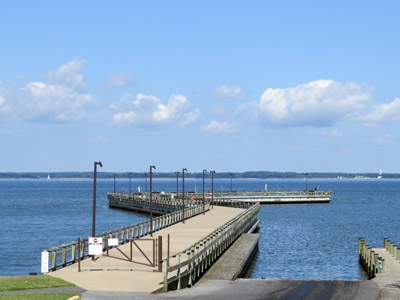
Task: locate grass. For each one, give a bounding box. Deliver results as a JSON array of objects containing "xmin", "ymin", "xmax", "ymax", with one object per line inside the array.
[
  {"xmin": 0, "ymin": 293, "xmax": 78, "ymax": 300},
  {"xmin": 0, "ymin": 275, "xmax": 74, "ymax": 292}
]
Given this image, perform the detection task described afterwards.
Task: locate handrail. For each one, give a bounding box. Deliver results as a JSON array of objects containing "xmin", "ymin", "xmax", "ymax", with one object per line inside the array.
[
  {"xmin": 42, "ymin": 203, "xmax": 210, "ymax": 272},
  {"xmin": 162, "ymin": 203, "xmax": 260, "ymax": 291}
]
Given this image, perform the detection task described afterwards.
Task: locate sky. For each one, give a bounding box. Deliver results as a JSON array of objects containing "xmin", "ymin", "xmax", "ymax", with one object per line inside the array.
[{"xmin": 0, "ymin": 1, "xmax": 399, "ymax": 173}]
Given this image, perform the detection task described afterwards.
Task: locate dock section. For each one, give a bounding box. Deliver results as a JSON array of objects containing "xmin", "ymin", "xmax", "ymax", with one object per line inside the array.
[
  {"xmin": 359, "ymin": 238, "xmax": 400, "ymax": 298},
  {"xmin": 199, "ymin": 233, "xmax": 259, "ymax": 281},
  {"xmin": 108, "ymin": 190, "xmax": 331, "ymax": 215}
]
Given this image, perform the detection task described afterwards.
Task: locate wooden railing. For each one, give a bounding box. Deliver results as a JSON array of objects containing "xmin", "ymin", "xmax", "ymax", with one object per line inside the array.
[
  {"xmin": 162, "ymin": 203, "xmax": 260, "ymax": 291},
  {"xmin": 358, "ymin": 238, "xmax": 385, "ymax": 278},
  {"xmin": 43, "ymin": 203, "xmax": 210, "ymax": 272},
  {"xmin": 384, "ymin": 238, "xmax": 400, "ymax": 261}
]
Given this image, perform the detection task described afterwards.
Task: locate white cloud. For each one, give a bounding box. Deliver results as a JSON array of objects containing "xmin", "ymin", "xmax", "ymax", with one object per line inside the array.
[
  {"xmin": 44, "ymin": 59, "xmax": 87, "ymax": 91},
  {"xmin": 256, "ymin": 79, "xmax": 371, "ymax": 127},
  {"xmin": 0, "ymin": 59, "xmax": 93, "ymax": 123},
  {"xmin": 104, "ymin": 72, "xmax": 136, "ymax": 89},
  {"xmin": 214, "ymin": 85, "xmax": 245, "ymax": 99},
  {"xmin": 356, "ymin": 98, "xmax": 400, "ymax": 125},
  {"xmin": 24, "ymin": 81, "xmax": 92, "ymax": 121},
  {"xmin": 0, "ymin": 96, "xmax": 4, "ymax": 106},
  {"xmin": 201, "ymin": 120, "xmax": 239, "ymax": 133},
  {"xmin": 112, "ymin": 93, "xmax": 200, "ymax": 127}
]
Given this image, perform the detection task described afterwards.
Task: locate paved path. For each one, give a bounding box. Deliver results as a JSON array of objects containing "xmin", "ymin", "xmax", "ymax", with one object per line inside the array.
[
  {"xmin": 80, "ymin": 279, "xmax": 380, "ymax": 300},
  {"xmin": 50, "ymin": 206, "xmax": 244, "ymax": 293}
]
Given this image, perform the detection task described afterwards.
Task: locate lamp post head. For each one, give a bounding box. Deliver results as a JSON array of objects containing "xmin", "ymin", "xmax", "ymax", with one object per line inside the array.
[
  {"xmin": 183, "ymin": 168, "xmax": 187, "ymax": 172},
  {"xmin": 151, "ymin": 165, "xmax": 156, "ymax": 170},
  {"xmin": 203, "ymin": 169, "xmax": 207, "ymax": 173}
]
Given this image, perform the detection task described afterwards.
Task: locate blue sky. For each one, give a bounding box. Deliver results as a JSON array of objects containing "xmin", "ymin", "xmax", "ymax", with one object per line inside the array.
[{"xmin": 1, "ymin": 1, "xmax": 399, "ymax": 173}]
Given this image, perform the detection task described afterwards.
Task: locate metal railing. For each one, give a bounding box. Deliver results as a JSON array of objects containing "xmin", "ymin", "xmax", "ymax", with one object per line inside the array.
[
  {"xmin": 162, "ymin": 203, "xmax": 260, "ymax": 291},
  {"xmin": 43, "ymin": 203, "xmax": 209, "ymax": 272}
]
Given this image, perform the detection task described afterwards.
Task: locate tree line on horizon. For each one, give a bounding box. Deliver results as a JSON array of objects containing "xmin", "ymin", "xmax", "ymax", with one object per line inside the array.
[{"xmin": 0, "ymin": 171, "xmax": 398, "ymax": 179}]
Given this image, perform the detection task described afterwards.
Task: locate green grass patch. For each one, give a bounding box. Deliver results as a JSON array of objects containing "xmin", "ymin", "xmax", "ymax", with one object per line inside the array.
[
  {"xmin": 0, "ymin": 293, "xmax": 78, "ymax": 300},
  {"xmin": 0, "ymin": 276, "xmax": 74, "ymax": 292}
]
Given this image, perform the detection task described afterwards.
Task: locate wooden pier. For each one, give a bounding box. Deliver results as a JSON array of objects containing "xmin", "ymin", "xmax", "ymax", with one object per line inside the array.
[
  {"xmin": 359, "ymin": 238, "xmax": 400, "ymax": 298},
  {"xmin": 107, "ymin": 189, "xmax": 332, "ymax": 216},
  {"xmin": 44, "ymin": 203, "xmax": 260, "ymax": 293}
]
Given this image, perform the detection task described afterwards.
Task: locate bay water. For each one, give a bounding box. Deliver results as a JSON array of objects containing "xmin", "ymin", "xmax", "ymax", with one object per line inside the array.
[{"xmin": 1, "ymin": 178, "xmax": 399, "ymax": 280}]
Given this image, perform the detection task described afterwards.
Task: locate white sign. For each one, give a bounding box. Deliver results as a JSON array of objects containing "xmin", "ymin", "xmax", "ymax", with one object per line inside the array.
[
  {"xmin": 108, "ymin": 238, "xmax": 119, "ymax": 246},
  {"xmin": 41, "ymin": 251, "xmax": 49, "ymax": 273},
  {"xmin": 89, "ymin": 237, "xmax": 103, "ymax": 255}
]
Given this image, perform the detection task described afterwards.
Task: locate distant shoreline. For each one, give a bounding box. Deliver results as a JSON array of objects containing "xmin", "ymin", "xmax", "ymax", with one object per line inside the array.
[{"xmin": 1, "ymin": 177, "xmax": 399, "ymax": 180}]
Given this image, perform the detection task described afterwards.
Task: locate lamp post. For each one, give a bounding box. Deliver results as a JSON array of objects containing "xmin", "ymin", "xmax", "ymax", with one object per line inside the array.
[
  {"xmin": 113, "ymin": 173, "xmax": 117, "ymax": 193},
  {"xmin": 210, "ymin": 170, "xmax": 215, "ymax": 209},
  {"xmin": 175, "ymin": 171, "xmax": 180, "ymax": 199},
  {"xmin": 150, "ymin": 165, "xmax": 156, "ymax": 236},
  {"xmin": 92, "ymin": 161, "xmax": 102, "ymax": 260},
  {"xmin": 203, "ymin": 169, "xmax": 207, "ymax": 214},
  {"xmin": 128, "ymin": 172, "xmax": 132, "ymax": 194},
  {"xmin": 145, "ymin": 173, "xmax": 148, "ymax": 192},
  {"xmin": 305, "ymin": 173, "xmax": 309, "ymax": 191},
  {"xmin": 230, "ymin": 172, "xmax": 233, "ymax": 193},
  {"xmin": 182, "ymin": 168, "xmax": 187, "ymax": 223}
]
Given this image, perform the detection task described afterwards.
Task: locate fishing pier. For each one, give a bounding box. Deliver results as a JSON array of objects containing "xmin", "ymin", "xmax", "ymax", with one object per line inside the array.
[
  {"xmin": 107, "ymin": 189, "xmax": 331, "ymax": 215},
  {"xmin": 44, "ymin": 202, "xmax": 260, "ymax": 293},
  {"xmin": 42, "ymin": 188, "xmax": 331, "ymax": 293}
]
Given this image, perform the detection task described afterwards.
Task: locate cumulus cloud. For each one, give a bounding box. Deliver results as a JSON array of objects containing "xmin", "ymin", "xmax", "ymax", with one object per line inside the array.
[
  {"xmin": 256, "ymin": 79, "xmax": 371, "ymax": 127},
  {"xmin": 356, "ymin": 98, "xmax": 400, "ymax": 125},
  {"xmin": 104, "ymin": 72, "xmax": 136, "ymax": 89},
  {"xmin": 214, "ymin": 85, "xmax": 245, "ymax": 99},
  {"xmin": 44, "ymin": 59, "xmax": 87, "ymax": 91},
  {"xmin": 112, "ymin": 93, "xmax": 200, "ymax": 127},
  {"xmin": 0, "ymin": 60, "xmax": 93, "ymax": 123},
  {"xmin": 201, "ymin": 120, "xmax": 239, "ymax": 133}
]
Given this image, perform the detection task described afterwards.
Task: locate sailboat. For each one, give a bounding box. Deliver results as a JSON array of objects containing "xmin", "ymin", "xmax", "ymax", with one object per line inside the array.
[{"xmin": 47, "ymin": 174, "xmax": 50, "ymax": 180}]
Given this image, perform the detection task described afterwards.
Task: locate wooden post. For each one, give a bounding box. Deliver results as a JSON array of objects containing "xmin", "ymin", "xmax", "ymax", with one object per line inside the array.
[
  {"xmin": 158, "ymin": 236, "xmax": 163, "ymax": 272},
  {"xmin": 176, "ymin": 255, "xmax": 181, "ymax": 290},
  {"xmin": 78, "ymin": 238, "xmax": 81, "ymax": 272},
  {"xmin": 163, "ymin": 259, "xmax": 168, "ymax": 292}
]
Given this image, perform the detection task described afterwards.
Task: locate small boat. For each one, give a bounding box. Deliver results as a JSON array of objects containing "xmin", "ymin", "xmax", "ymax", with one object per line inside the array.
[{"xmin": 47, "ymin": 175, "xmax": 50, "ymax": 180}]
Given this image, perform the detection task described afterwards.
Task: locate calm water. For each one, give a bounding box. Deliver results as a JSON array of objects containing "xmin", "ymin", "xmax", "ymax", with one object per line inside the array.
[{"xmin": 0, "ymin": 178, "xmax": 399, "ymax": 280}]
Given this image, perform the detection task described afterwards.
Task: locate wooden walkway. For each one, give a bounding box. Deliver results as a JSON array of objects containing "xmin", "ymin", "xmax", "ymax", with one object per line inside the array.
[
  {"xmin": 359, "ymin": 238, "xmax": 400, "ymax": 299},
  {"xmin": 49, "ymin": 206, "xmax": 247, "ymax": 293}
]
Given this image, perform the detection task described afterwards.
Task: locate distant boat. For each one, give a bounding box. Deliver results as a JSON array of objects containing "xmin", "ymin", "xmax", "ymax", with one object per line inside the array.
[{"xmin": 47, "ymin": 175, "xmax": 50, "ymax": 180}]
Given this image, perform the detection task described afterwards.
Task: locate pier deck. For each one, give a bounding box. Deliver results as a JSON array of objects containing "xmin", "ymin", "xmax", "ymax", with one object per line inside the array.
[{"xmin": 49, "ymin": 206, "xmax": 246, "ymax": 293}]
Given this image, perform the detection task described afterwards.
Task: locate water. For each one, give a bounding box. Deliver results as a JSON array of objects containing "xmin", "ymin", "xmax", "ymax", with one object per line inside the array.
[{"xmin": 0, "ymin": 178, "xmax": 399, "ymax": 280}]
